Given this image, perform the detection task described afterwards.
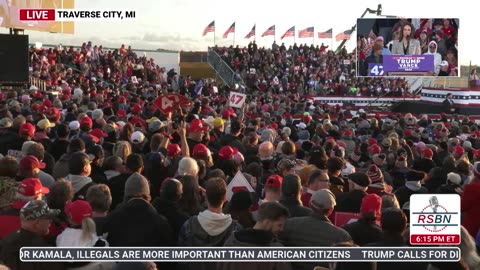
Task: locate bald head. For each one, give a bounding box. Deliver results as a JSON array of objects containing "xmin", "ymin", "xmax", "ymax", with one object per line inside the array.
[{"xmin": 259, "ymin": 141, "xmax": 274, "ymax": 158}]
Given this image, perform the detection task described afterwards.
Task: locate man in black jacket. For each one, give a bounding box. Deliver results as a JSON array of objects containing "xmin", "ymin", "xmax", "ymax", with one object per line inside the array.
[
  {"xmin": 108, "ymin": 154, "xmax": 143, "ymax": 210},
  {"xmin": 442, "ymin": 93, "xmax": 456, "ymax": 113},
  {"xmin": 335, "ymin": 172, "xmax": 370, "ymax": 213},
  {"xmin": 151, "ymin": 178, "xmax": 188, "ymax": 241},
  {"xmin": 102, "ymin": 173, "xmax": 173, "ymax": 247}
]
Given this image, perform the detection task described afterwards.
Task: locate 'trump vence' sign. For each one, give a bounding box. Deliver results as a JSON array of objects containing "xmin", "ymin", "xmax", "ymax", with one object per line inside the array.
[{"xmin": 383, "ymin": 55, "xmax": 434, "ymax": 73}]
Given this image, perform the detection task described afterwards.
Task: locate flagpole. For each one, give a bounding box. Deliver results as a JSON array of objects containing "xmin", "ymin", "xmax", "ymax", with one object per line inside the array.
[
  {"xmin": 312, "ymin": 27, "xmax": 315, "ymax": 46},
  {"xmin": 331, "ymin": 28, "xmax": 333, "ymax": 52}
]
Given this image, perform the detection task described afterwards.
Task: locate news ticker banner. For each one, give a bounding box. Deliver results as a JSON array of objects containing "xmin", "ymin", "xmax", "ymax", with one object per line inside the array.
[
  {"xmin": 19, "ymin": 9, "xmax": 136, "ymax": 21},
  {"xmin": 410, "ymin": 194, "xmax": 461, "ymax": 245},
  {"xmin": 368, "ymin": 55, "xmax": 434, "ymax": 77},
  {"xmin": 20, "ymin": 247, "xmax": 460, "ymax": 262}
]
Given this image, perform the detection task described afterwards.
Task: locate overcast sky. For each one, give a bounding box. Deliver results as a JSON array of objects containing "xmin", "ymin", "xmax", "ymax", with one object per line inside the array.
[{"xmin": 0, "ymin": 0, "xmax": 475, "ymax": 65}]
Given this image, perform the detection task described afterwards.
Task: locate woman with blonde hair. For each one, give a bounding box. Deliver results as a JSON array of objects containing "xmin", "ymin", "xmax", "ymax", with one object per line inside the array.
[
  {"xmin": 112, "ymin": 141, "xmax": 132, "ymax": 164},
  {"xmin": 56, "ymin": 200, "xmax": 112, "ymax": 269}
]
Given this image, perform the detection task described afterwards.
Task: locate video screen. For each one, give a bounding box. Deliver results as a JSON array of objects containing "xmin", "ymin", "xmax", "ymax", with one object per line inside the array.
[
  {"xmin": 356, "ymin": 18, "xmax": 459, "ymax": 77},
  {"xmin": 0, "ymin": 0, "xmax": 74, "ymax": 33}
]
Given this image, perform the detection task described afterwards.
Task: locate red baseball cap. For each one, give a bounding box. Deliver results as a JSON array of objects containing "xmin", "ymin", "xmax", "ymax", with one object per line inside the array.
[
  {"xmin": 343, "ymin": 129, "xmax": 353, "ymax": 137},
  {"xmin": 19, "ymin": 123, "xmax": 35, "ymax": 138},
  {"xmin": 360, "ymin": 193, "xmax": 382, "ymax": 216},
  {"xmin": 421, "ymin": 148, "xmax": 434, "ymax": 159},
  {"xmin": 47, "ymin": 107, "xmax": 61, "ymax": 121},
  {"xmin": 20, "ymin": 155, "xmax": 46, "ymax": 171},
  {"xmin": 131, "ymin": 103, "xmax": 142, "ymax": 114},
  {"xmin": 65, "ymin": 200, "xmax": 92, "ymax": 225},
  {"xmin": 453, "ymin": 146, "xmax": 465, "ymax": 156},
  {"xmin": 218, "ymin": 146, "xmax": 237, "ymax": 160},
  {"xmin": 189, "ymin": 119, "xmax": 208, "ymax": 133},
  {"xmin": 17, "ymin": 178, "xmax": 49, "ymax": 196},
  {"xmin": 167, "ymin": 144, "xmax": 182, "ymax": 157},
  {"xmin": 90, "ymin": 128, "xmax": 108, "ymax": 138},
  {"xmin": 368, "ymin": 144, "xmax": 382, "ymax": 154},
  {"xmin": 472, "ymin": 149, "xmax": 480, "ymax": 159},
  {"xmin": 193, "ymin": 143, "xmax": 211, "ymax": 158},
  {"xmin": 265, "ymin": 174, "xmax": 283, "ymax": 189},
  {"xmin": 270, "ymin": 123, "xmax": 278, "ymax": 130},
  {"xmin": 368, "ymin": 138, "xmax": 378, "ymax": 146},
  {"xmin": 43, "ymin": 99, "xmax": 52, "ymax": 108},
  {"xmin": 118, "ymin": 96, "xmax": 126, "ymax": 103},
  {"xmin": 80, "ymin": 116, "xmax": 93, "ymax": 129},
  {"xmin": 117, "ymin": 109, "xmax": 127, "ymax": 118}
]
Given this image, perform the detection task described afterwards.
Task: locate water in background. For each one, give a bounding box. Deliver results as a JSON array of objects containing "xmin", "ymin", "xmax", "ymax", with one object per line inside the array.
[{"xmin": 133, "ymin": 50, "xmax": 180, "ymax": 72}]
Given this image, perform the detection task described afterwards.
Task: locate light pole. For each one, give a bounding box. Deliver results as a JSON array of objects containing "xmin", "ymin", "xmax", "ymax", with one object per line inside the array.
[{"xmin": 336, "ymin": 4, "xmax": 382, "ymax": 52}]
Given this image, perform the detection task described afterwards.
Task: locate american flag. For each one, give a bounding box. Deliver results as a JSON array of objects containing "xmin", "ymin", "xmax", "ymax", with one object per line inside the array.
[
  {"xmin": 335, "ymin": 29, "xmax": 352, "ymax": 42},
  {"xmin": 298, "ymin": 27, "xmax": 314, "ymax": 38},
  {"xmin": 281, "ymin": 26, "xmax": 295, "ymax": 40},
  {"xmin": 318, "ymin": 28, "xmax": 332, "ymax": 39},
  {"xmin": 223, "ymin": 22, "xmax": 235, "ymax": 39},
  {"xmin": 261, "ymin": 25, "xmax": 275, "ymax": 37},
  {"xmin": 202, "ymin": 21, "xmax": 215, "ymax": 36},
  {"xmin": 245, "ymin": 24, "xmax": 255, "ymax": 39}
]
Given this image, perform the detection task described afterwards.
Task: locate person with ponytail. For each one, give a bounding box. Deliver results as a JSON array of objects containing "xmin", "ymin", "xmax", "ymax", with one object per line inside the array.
[{"xmin": 56, "ymin": 200, "xmax": 110, "ymax": 270}]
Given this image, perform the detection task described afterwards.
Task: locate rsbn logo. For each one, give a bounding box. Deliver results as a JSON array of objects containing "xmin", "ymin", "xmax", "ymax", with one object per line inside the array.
[{"xmin": 410, "ymin": 194, "xmax": 461, "ymax": 245}]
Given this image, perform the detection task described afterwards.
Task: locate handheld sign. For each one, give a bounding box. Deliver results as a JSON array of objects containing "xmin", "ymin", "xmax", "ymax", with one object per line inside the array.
[
  {"xmin": 229, "ymin": 91, "xmax": 246, "ymax": 109},
  {"xmin": 226, "ymin": 171, "xmax": 255, "ymax": 201},
  {"xmin": 153, "ymin": 94, "xmax": 191, "ymax": 115},
  {"xmin": 131, "ymin": 76, "xmax": 138, "ymax": 84}
]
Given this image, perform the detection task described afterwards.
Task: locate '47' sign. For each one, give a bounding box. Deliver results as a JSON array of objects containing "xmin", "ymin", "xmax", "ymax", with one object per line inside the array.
[
  {"xmin": 229, "ymin": 91, "xmax": 246, "ymax": 108},
  {"xmin": 153, "ymin": 94, "xmax": 191, "ymax": 115}
]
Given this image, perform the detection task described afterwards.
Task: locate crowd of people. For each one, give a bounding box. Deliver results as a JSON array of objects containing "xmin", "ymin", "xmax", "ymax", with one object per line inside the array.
[
  {"xmin": 0, "ymin": 39, "xmax": 478, "ymax": 270},
  {"xmin": 358, "ymin": 18, "xmax": 459, "ymax": 76},
  {"xmin": 213, "ymin": 42, "xmax": 409, "ymax": 97}
]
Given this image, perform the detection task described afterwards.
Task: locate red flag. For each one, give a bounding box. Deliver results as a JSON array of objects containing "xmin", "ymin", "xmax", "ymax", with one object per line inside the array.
[
  {"xmin": 202, "ymin": 20, "xmax": 215, "ymax": 36},
  {"xmin": 223, "ymin": 22, "xmax": 235, "ymax": 39},
  {"xmin": 335, "ymin": 29, "xmax": 352, "ymax": 42},
  {"xmin": 261, "ymin": 25, "xmax": 275, "ymax": 37},
  {"xmin": 281, "ymin": 26, "xmax": 295, "ymax": 39},
  {"xmin": 245, "ymin": 24, "xmax": 255, "ymax": 39},
  {"xmin": 298, "ymin": 27, "xmax": 314, "ymax": 38},
  {"xmin": 318, "ymin": 28, "xmax": 333, "ymax": 38}
]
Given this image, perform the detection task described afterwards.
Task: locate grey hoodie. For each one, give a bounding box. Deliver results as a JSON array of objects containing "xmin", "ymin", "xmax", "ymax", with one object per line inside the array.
[{"xmin": 65, "ymin": 174, "xmax": 93, "ymax": 194}]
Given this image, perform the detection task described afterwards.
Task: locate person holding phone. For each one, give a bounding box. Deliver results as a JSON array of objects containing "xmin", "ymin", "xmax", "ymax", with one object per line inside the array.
[{"xmin": 391, "ymin": 22, "xmax": 421, "ymax": 55}]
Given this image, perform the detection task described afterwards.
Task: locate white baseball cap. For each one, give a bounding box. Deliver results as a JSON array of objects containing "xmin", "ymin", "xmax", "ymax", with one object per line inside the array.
[
  {"xmin": 130, "ymin": 131, "xmax": 145, "ymax": 144},
  {"xmin": 440, "ymin": 61, "xmax": 449, "ymax": 67},
  {"xmin": 68, "ymin": 121, "xmax": 80, "ymax": 131}
]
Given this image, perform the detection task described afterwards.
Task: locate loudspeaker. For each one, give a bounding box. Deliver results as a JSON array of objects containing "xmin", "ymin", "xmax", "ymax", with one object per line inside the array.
[{"xmin": 0, "ymin": 34, "xmax": 29, "ymax": 84}]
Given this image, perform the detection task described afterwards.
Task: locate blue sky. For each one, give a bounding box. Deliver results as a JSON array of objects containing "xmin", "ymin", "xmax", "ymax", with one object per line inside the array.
[{"xmin": 0, "ymin": 0, "xmax": 475, "ymax": 65}]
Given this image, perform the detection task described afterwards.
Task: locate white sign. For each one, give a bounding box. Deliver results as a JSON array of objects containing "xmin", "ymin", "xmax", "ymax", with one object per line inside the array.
[
  {"xmin": 249, "ymin": 68, "xmax": 256, "ymax": 74},
  {"xmin": 226, "ymin": 171, "xmax": 255, "ymax": 201},
  {"xmin": 35, "ymin": 42, "xmax": 42, "ymax": 49},
  {"xmin": 131, "ymin": 76, "xmax": 138, "ymax": 84},
  {"xmin": 228, "ymin": 91, "xmax": 246, "ymax": 109},
  {"xmin": 212, "ymin": 86, "xmax": 218, "ymax": 94},
  {"xmin": 343, "ymin": 60, "xmax": 351, "ymax": 65},
  {"xmin": 410, "ymin": 194, "xmax": 461, "ymax": 245}
]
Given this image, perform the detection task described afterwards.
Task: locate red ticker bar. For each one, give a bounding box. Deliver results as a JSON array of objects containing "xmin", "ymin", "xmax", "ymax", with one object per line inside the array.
[
  {"xmin": 411, "ymin": 234, "xmax": 460, "ymax": 245},
  {"xmin": 19, "ymin": 9, "xmax": 56, "ymax": 21}
]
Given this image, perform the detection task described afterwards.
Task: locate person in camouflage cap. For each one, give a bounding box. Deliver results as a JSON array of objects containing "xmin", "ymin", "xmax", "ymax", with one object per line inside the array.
[{"xmin": 0, "ymin": 200, "xmax": 62, "ymax": 270}]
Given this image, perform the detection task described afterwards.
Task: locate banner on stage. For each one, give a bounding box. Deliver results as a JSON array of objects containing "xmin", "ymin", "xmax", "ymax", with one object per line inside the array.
[{"xmin": 383, "ymin": 55, "xmax": 434, "ymax": 73}]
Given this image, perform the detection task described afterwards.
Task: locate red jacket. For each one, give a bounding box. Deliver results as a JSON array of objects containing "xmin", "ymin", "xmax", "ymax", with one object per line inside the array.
[
  {"xmin": 0, "ymin": 201, "xmax": 26, "ymax": 239},
  {"xmin": 461, "ymin": 180, "xmax": 480, "ymax": 237}
]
